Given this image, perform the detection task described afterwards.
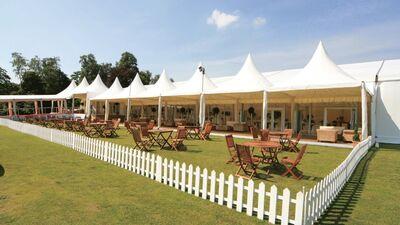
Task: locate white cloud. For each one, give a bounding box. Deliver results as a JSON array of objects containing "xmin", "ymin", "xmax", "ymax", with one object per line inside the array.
[
  {"xmin": 253, "ymin": 17, "xmax": 266, "ymax": 27},
  {"xmin": 207, "ymin": 9, "xmax": 239, "ymax": 29}
]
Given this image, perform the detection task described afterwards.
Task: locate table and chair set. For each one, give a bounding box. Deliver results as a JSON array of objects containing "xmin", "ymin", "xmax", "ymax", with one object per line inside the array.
[{"xmin": 226, "ymin": 128, "xmax": 306, "ymax": 180}]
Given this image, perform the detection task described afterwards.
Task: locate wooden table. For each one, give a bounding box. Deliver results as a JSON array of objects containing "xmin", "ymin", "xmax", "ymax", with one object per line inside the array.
[
  {"xmin": 148, "ymin": 129, "xmax": 174, "ymax": 150},
  {"xmin": 90, "ymin": 122, "xmax": 107, "ymax": 137},
  {"xmin": 241, "ymin": 140, "xmax": 282, "ymax": 164},
  {"xmin": 269, "ymin": 131, "xmax": 290, "ymax": 150},
  {"xmin": 185, "ymin": 126, "xmax": 201, "ymax": 139}
]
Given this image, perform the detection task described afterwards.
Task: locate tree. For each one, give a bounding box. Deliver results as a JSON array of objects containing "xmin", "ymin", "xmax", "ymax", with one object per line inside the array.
[
  {"xmin": 98, "ymin": 63, "xmax": 113, "ymax": 87},
  {"xmin": 79, "ymin": 54, "xmax": 100, "ymax": 83},
  {"xmin": 0, "ymin": 67, "xmax": 19, "ymax": 95},
  {"xmin": 110, "ymin": 52, "xmax": 139, "ymax": 87},
  {"xmin": 150, "ymin": 74, "xmax": 160, "ymax": 84},
  {"xmin": 70, "ymin": 71, "xmax": 81, "ymax": 82},
  {"xmin": 28, "ymin": 56, "xmax": 43, "ymax": 75},
  {"xmin": 10, "ymin": 52, "xmax": 27, "ymax": 81},
  {"xmin": 20, "ymin": 71, "xmax": 45, "ymax": 94},
  {"xmin": 138, "ymin": 70, "xmax": 152, "ymax": 85}
]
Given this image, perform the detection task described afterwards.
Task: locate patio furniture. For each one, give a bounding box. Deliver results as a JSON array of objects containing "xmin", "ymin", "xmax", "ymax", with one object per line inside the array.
[
  {"xmin": 260, "ymin": 129, "xmax": 269, "ymax": 141},
  {"xmin": 235, "ymin": 144, "xmax": 262, "ymax": 180},
  {"xmin": 225, "ymin": 134, "xmax": 237, "ymax": 164},
  {"xmin": 148, "ymin": 120, "xmax": 155, "ymax": 130},
  {"xmin": 288, "ymin": 131, "xmax": 302, "ymax": 152},
  {"xmin": 342, "ymin": 129, "xmax": 362, "ymax": 142},
  {"xmin": 250, "ymin": 126, "xmax": 260, "ymax": 140},
  {"xmin": 174, "ymin": 119, "xmax": 186, "ymax": 127},
  {"xmin": 171, "ymin": 126, "xmax": 187, "ymax": 151},
  {"xmin": 316, "ymin": 126, "xmax": 346, "ymax": 143},
  {"xmin": 64, "ymin": 120, "xmax": 74, "ymax": 131},
  {"xmin": 148, "ymin": 128, "xmax": 174, "ymax": 150},
  {"xmin": 233, "ymin": 123, "xmax": 247, "ymax": 132},
  {"xmin": 131, "ymin": 127, "xmax": 152, "ymax": 151},
  {"xmin": 89, "ymin": 122, "xmax": 107, "ymax": 137},
  {"xmin": 241, "ymin": 140, "xmax": 281, "ymax": 165},
  {"xmin": 124, "ymin": 121, "xmax": 132, "ymax": 134},
  {"xmin": 104, "ymin": 120, "xmax": 119, "ymax": 137},
  {"xmin": 269, "ymin": 131, "xmax": 287, "ymax": 143},
  {"xmin": 284, "ymin": 129, "xmax": 293, "ymax": 139},
  {"xmin": 281, "ymin": 144, "xmax": 307, "ymax": 180},
  {"xmin": 199, "ymin": 123, "xmax": 213, "ymax": 140},
  {"xmin": 185, "ymin": 125, "xmax": 201, "ymax": 139}
]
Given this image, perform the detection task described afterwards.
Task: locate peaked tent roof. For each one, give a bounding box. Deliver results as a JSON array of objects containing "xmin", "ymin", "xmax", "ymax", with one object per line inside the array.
[
  {"xmin": 56, "ymin": 80, "xmax": 77, "ymax": 99},
  {"xmin": 91, "ymin": 77, "xmax": 124, "ymax": 100},
  {"xmin": 165, "ymin": 63, "xmax": 217, "ymax": 96},
  {"xmin": 109, "ymin": 73, "xmax": 147, "ymax": 100},
  {"xmin": 71, "ymin": 77, "xmax": 90, "ymax": 95},
  {"xmin": 271, "ymin": 41, "xmax": 359, "ymax": 91},
  {"xmin": 205, "ymin": 54, "xmax": 272, "ymax": 94},
  {"xmin": 136, "ymin": 69, "xmax": 175, "ymax": 98}
]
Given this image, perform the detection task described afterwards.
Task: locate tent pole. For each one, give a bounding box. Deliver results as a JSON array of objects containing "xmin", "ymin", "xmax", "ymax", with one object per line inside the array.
[
  {"xmin": 308, "ymin": 104, "xmax": 312, "ymax": 134},
  {"xmin": 290, "ymin": 100, "xmax": 295, "ymax": 130},
  {"xmin": 105, "ymin": 100, "xmax": 109, "ymax": 121},
  {"xmin": 8, "ymin": 101, "xmax": 13, "ymax": 116},
  {"xmin": 164, "ymin": 101, "xmax": 168, "ymax": 124},
  {"xmin": 199, "ymin": 94, "xmax": 205, "ymax": 128},
  {"xmin": 234, "ymin": 99, "xmax": 239, "ymax": 123},
  {"xmin": 157, "ymin": 96, "xmax": 162, "ymax": 128},
  {"xmin": 51, "ymin": 101, "xmax": 54, "ymax": 113},
  {"xmin": 361, "ymin": 82, "xmax": 368, "ymax": 140},
  {"xmin": 34, "ymin": 101, "xmax": 38, "ymax": 115},
  {"xmin": 371, "ymin": 82, "xmax": 378, "ymax": 142},
  {"xmin": 13, "ymin": 101, "xmax": 17, "ymax": 116},
  {"xmin": 126, "ymin": 99, "xmax": 131, "ymax": 122},
  {"xmin": 262, "ymin": 91, "xmax": 268, "ymax": 129},
  {"xmin": 72, "ymin": 98, "xmax": 75, "ymax": 115},
  {"xmin": 323, "ymin": 107, "xmax": 328, "ymax": 126}
]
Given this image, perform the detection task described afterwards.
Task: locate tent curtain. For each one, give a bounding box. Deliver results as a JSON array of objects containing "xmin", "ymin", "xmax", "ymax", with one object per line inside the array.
[
  {"xmin": 371, "ymin": 83, "xmax": 378, "ymax": 141},
  {"xmin": 361, "ymin": 82, "xmax": 368, "ymax": 140}
]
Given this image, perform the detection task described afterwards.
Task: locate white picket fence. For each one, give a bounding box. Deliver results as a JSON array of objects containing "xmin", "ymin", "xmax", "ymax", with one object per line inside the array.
[{"xmin": 0, "ymin": 118, "xmax": 373, "ymax": 225}]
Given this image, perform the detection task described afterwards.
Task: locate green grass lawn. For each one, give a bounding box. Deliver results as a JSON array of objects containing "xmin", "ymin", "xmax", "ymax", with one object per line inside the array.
[
  {"xmin": 95, "ymin": 128, "xmax": 351, "ymax": 192},
  {"xmin": 317, "ymin": 144, "xmax": 400, "ymax": 225},
  {"xmin": 0, "ymin": 126, "xmax": 265, "ymax": 225}
]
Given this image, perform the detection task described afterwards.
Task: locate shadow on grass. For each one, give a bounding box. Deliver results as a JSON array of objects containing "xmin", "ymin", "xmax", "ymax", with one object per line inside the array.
[
  {"xmin": 316, "ymin": 147, "xmax": 377, "ymax": 225},
  {"xmin": 0, "ymin": 164, "xmax": 4, "ymax": 177}
]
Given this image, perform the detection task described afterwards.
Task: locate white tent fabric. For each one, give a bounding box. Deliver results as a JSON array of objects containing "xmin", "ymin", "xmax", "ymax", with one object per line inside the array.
[
  {"xmin": 271, "ymin": 41, "xmax": 360, "ymax": 91},
  {"xmin": 119, "ymin": 73, "xmax": 147, "ymax": 99},
  {"xmin": 71, "ymin": 77, "xmax": 90, "ymax": 95},
  {"xmin": 135, "ymin": 69, "xmax": 175, "ymax": 98},
  {"xmin": 92, "ymin": 77, "xmax": 124, "ymax": 100},
  {"xmin": 56, "ymin": 80, "xmax": 77, "ymax": 99},
  {"xmin": 82, "ymin": 75, "xmax": 108, "ymax": 99},
  {"xmin": 165, "ymin": 63, "xmax": 216, "ymax": 96},
  {"xmin": 205, "ymin": 54, "xmax": 272, "ymax": 94}
]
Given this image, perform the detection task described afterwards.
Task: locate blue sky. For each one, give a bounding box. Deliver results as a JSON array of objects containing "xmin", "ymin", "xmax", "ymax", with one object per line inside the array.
[{"xmin": 1, "ymin": 0, "xmax": 399, "ymax": 83}]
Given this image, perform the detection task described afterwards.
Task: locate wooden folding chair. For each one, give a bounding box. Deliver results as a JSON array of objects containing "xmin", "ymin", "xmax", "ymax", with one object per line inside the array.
[
  {"xmin": 288, "ymin": 131, "xmax": 302, "ymax": 152},
  {"xmin": 225, "ymin": 134, "xmax": 237, "ymax": 164},
  {"xmin": 260, "ymin": 129, "xmax": 269, "ymax": 141},
  {"xmin": 235, "ymin": 144, "xmax": 262, "ymax": 180},
  {"xmin": 250, "ymin": 126, "xmax": 260, "ymax": 140},
  {"xmin": 83, "ymin": 125, "xmax": 97, "ymax": 137},
  {"xmin": 199, "ymin": 123, "xmax": 213, "ymax": 140},
  {"xmin": 171, "ymin": 126, "xmax": 187, "ymax": 151},
  {"xmin": 124, "ymin": 121, "xmax": 132, "ymax": 134},
  {"xmin": 281, "ymin": 144, "xmax": 307, "ymax": 179},
  {"xmin": 148, "ymin": 120, "xmax": 155, "ymax": 130},
  {"xmin": 131, "ymin": 127, "xmax": 152, "ymax": 151}
]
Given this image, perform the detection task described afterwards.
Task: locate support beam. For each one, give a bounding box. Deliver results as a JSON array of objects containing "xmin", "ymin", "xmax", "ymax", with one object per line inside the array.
[
  {"xmin": 290, "ymin": 101, "xmax": 295, "ymax": 130},
  {"xmin": 234, "ymin": 99, "xmax": 239, "ymax": 122},
  {"xmin": 13, "ymin": 101, "xmax": 17, "ymax": 115},
  {"xmin": 71, "ymin": 98, "xmax": 75, "ymax": 115},
  {"xmin": 371, "ymin": 83, "xmax": 378, "ymax": 142},
  {"xmin": 8, "ymin": 101, "xmax": 13, "ymax": 116},
  {"xmin": 51, "ymin": 101, "xmax": 54, "ymax": 113},
  {"xmin": 105, "ymin": 100, "xmax": 109, "ymax": 121},
  {"xmin": 323, "ymin": 107, "xmax": 328, "ymax": 126},
  {"xmin": 262, "ymin": 90, "xmax": 268, "ymax": 129},
  {"xmin": 34, "ymin": 101, "xmax": 39, "ymax": 115},
  {"xmin": 308, "ymin": 104, "xmax": 312, "ymax": 134},
  {"xmin": 40, "ymin": 100, "xmax": 44, "ymax": 114},
  {"xmin": 199, "ymin": 94, "xmax": 205, "ymax": 128},
  {"xmin": 126, "ymin": 99, "xmax": 131, "ymax": 122},
  {"xmin": 361, "ymin": 82, "xmax": 368, "ymax": 140},
  {"xmin": 164, "ymin": 101, "xmax": 168, "ymax": 122},
  {"xmin": 157, "ymin": 96, "xmax": 162, "ymax": 128}
]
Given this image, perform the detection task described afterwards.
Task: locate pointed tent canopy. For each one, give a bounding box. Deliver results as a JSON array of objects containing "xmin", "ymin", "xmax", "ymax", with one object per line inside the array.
[
  {"xmin": 91, "ymin": 77, "xmax": 124, "ymax": 100},
  {"xmin": 56, "ymin": 80, "xmax": 77, "ymax": 99},
  {"xmin": 71, "ymin": 77, "xmax": 90, "ymax": 95},
  {"xmin": 271, "ymin": 41, "xmax": 359, "ymax": 91},
  {"xmin": 136, "ymin": 69, "xmax": 175, "ymax": 98},
  {"xmin": 112, "ymin": 73, "xmax": 147, "ymax": 99},
  {"xmin": 165, "ymin": 62, "xmax": 217, "ymax": 96},
  {"xmin": 205, "ymin": 54, "xmax": 272, "ymax": 94}
]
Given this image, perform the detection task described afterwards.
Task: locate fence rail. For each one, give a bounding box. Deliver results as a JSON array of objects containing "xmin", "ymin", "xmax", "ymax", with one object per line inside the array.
[{"xmin": 0, "ymin": 118, "xmax": 373, "ymax": 225}]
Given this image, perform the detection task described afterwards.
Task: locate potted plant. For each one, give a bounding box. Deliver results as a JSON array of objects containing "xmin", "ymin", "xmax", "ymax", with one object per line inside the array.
[
  {"xmin": 353, "ymin": 125, "xmax": 360, "ymax": 145},
  {"xmin": 248, "ymin": 107, "xmax": 256, "ymax": 125},
  {"xmin": 212, "ymin": 107, "xmax": 220, "ymax": 124}
]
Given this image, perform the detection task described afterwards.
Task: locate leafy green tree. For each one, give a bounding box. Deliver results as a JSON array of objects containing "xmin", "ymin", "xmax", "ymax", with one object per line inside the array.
[
  {"xmin": 79, "ymin": 54, "xmax": 100, "ymax": 83},
  {"xmin": 28, "ymin": 56, "xmax": 43, "ymax": 75},
  {"xmin": 149, "ymin": 74, "xmax": 160, "ymax": 84},
  {"xmin": 110, "ymin": 52, "xmax": 139, "ymax": 87},
  {"xmin": 0, "ymin": 67, "xmax": 19, "ymax": 94},
  {"xmin": 70, "ymin": 71, "xmax": 81, "ymax": 82},
  {"xmin": 99, "ymin": 63, "xmax": 113, "ymax": 87},
  {"xmin": 20, "ymin": 71, "xmax": 45, "ymax": 94},
  {"xmin": 10, "ymin": 52, "xmax": 27, "ymax": 82},
  {"xmin": 138, "ymin": 70, "xmax": 152, "ymax": 85}
]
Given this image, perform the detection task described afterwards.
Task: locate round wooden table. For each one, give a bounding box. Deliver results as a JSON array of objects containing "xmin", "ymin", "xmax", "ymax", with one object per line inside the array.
[{"xmin": 241, "ymin": 140, "xmax": 281, "ymax": 164}]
